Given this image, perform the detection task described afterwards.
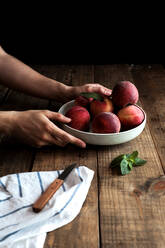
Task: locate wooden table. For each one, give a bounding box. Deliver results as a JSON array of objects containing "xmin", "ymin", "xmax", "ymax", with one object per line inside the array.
[{"xmin": 0, "ymin": 64, "xmax": 165, "ymax": 248}]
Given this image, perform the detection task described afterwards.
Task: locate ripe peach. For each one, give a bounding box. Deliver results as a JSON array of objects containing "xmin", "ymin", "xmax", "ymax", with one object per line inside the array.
[
  {"xmin": 92, "ymin": 112, "xmax": 121, "ymax": 133},
  {"xmin": 117, "ymin": 105, "xmax": 144, "ymax": 130},
  {"xmin": 90, "ymin": 97, "xmax": 114, "ymax": 118},
  {"xmin": 65, "ymin": 106, "xmax": 90, "ymax": 131},
  {"xmin": 75, "ymin": 95, "xmax": 93, "ymax": 108},
  {"xmin": 112, "ymin": 81, "xmax": 139, "ymax": 107}
]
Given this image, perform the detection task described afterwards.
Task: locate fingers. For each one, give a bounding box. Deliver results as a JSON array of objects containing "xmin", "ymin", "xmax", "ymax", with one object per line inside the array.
[
  {"xmin": 33, "ymin": 131, "xmax": 81, "ymax": 148},
  {"xmin": 50, "ymin": 125, "xmax": 86, "ymax": 148},
  {"xmin": 37, "ymin": 133, "xmax": 68, "ymax": 148},
  {"xmin": 36, "ymin": 111, "xmax": 86, "ymax": 148},
  {"xmin": 38, "ymin": 114, "xmax": 86, "ymax": 148},
  {"xmin": 97, "ymin": 86, "xmax": 112, "ymax": 96},
  {"xmin": 44, "ymin": 111, "xmax": 71, "ymax": 123},
  {"xmin": 82, "ymin": 83, "xmax": 112, "ymax": 96},
  {"xmin": 12, "ymin": 110, "xmax": 86, "ymax": 149}
]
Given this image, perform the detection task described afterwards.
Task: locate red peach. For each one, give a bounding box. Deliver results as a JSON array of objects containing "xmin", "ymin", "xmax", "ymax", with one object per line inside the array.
[
  {"xmin": 74, "ymin": 95, "xmax": 92, "ymax": 108},
  {"xmin": 117, "ymin": 105, "xmax": 144, "ymax": 130},
  {"xmin": 65, "ymin": 106, "xmax": 90, "ymax": 131},
  {"xmin": 112, "ymin": 81, "xmax": 139, "ymax": 107},
  {"xmin": 92, "ymin": 112, "xmax": 121, "ymax": 133},
  {"xmin": 90, "ymin": 97, "xmax": 114, "ymax": 118}
]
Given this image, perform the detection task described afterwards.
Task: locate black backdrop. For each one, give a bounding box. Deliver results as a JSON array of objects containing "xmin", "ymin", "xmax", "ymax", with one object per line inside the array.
[
  {"xmin": 1, "ymin": 21, "xmax": 164, "ymax": 65},
  {"xmin": 1, "ymin": 38, "xmax": 162, "ymax": 65},
  {"xmin": 1, "ymin": 2, "xmax": 164, "ymax": 65}
]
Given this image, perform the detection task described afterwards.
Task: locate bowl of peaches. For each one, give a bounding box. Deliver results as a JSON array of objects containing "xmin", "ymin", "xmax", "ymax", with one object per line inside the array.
[{"xmin": 58, "ymin": 81, "xmax": 146, "ymax": 145}]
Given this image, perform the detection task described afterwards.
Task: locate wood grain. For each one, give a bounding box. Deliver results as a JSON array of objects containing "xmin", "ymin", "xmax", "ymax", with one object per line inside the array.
[
  {"xmin": 31, "ymin": 65, "xmax": 99, "ymax": 248},
  {"xmin": 95, "ymin": 64, "xmax": 165, "ymax": 248},
  {"xmin": 1, "ymin": 64, "xmax": 165, "ymax": 247},
  {"xmin": 131, "ymin": 64, "xmax": 165, "ymax": 172}
]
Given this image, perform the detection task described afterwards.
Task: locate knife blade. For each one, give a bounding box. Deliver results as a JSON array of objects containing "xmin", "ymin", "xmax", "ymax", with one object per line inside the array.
[{"xmin": 32, "ymin": 163, "xmax": 77, "ymax": 213}]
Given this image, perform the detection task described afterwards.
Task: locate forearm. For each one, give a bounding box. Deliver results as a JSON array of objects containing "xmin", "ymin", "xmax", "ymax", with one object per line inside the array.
[
  {"xmin": 0, "ymin": 47, "xmax": 72, "ymax": 101},
  {"xmin": 0, "ymin": 111, "xmax": 14, "ymax": 135}
]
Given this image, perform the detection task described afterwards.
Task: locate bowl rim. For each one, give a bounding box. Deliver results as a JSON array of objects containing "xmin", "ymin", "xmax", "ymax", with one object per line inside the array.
[{"xmin": 59, "ymin": 100, "xmax": 146, "ymax": 136}]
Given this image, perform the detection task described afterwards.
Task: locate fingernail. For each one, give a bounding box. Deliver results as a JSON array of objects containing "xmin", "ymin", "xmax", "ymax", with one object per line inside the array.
[
  {"xmin": 66, "ymin": 117, "xmax": 71, "ymax": 122},
  {"xmin": 105, "ymin": 89, "xmax": 112, "ymax": 95},
  {"xmin": 81, "ymin": 143, "xmax": 86, "ymax": 148}
]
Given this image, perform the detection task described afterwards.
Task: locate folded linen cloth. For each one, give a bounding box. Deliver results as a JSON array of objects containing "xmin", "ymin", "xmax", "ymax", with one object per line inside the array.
[{"xmin": 0, "ymin": 166, "xmax": 94, "ymax": 248}]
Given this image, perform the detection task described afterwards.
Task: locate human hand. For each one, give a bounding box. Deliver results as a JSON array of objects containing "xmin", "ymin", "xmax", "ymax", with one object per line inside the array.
[
  {"xmin": 68, "ymin": 83, "xmax": 112, "ymax": 100},
  {"xmin": 9, "ymin": 110, "xmax": 86, "ymax": 148}
]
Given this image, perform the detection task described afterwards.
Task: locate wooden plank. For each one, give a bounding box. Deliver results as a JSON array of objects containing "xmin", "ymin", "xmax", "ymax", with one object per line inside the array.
[
  {"xmin": 32, "ymin": 64, "xmax": 72, "ymax": 86},
  {"xmin": 94, "ymin": 64, "xmax": 165, "ymax": 248},
  {"xmin": 0, "ymin": 144, "xmax": 35, "ymax": 177},
  {"xmin": 48, "ymin": 64, "xmax": 73, "ymax": 112},
  {"xmin": 0, "ymin": 90, "xmax": 48, "ymax": 111},
  {"xmin": 31, "ymin": 65, "xmax": 100, "ymax": 248},
  {"xmin": 131, "ymin": 64, "xmax": 165, "ymax": 172}
]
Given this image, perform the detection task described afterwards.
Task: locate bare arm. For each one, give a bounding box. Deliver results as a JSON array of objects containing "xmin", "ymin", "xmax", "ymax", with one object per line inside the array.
[
  {"xmin": 0, "ymin": 46, "xmax": 112, "ymax": 148},
  {"xmin": 0, "ymin": 46, "xmax": 112, "ymax": 102},
  {"xmin": 0, "ymin": 46, "xmax": 72, "ymax": 102}
]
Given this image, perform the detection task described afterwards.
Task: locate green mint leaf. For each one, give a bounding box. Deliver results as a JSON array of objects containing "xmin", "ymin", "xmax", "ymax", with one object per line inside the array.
[
  {"xmin": 110, "ymin": 154, "xmax": 126, "ymax": 168},
  {"xmin": 120, "ymin": 159, "xmax": 130, "ymax": 175},
  {"xmin": 133, "ymin": 157, "xmax": 147, "ymax": 166},
  {"xmin": 128, "ymin": 161, "xmax": 133, "ymax": 170},
  {"xmin": 80, "ymin": 92, "xmax": 103, "ymax": 101},
  {"xmin": 126, "ymin": 151, "xmax": 138, "ymax": 162},
  {"xmin": 110, "ymin": 151, "xmax": 147, "ymax": 175}
]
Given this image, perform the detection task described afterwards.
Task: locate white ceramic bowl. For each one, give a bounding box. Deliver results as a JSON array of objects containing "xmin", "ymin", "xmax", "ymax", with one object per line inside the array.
[{"xmin": 58, "ymin": 100, "xmax": 146, "ymax": 145}]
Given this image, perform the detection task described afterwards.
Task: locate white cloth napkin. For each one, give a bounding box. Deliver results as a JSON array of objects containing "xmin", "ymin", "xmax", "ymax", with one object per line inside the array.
[{"xmin": 0, "ymin": 166, "xmax": 94, "ymax": 248}]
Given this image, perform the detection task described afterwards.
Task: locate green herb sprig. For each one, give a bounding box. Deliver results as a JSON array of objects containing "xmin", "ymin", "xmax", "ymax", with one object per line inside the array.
[{"xmin": 110, "ymin": 151, "xmax": 147, "ymax": 175}]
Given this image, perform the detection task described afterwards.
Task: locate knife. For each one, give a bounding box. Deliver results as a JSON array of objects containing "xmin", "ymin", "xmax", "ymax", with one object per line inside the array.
[{"xmin": 32, "ymin": 163, "xmax": 77, "ymax": 213}]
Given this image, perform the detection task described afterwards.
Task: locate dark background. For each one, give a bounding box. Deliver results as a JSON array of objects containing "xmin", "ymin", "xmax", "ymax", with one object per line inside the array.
[
  {"xmin": 1, "ymin": 35, "xmax": 163, "ymax": 65},
  {"xmin": 1, "ymin": 8, "xmax": 164, "ymax": 65}
]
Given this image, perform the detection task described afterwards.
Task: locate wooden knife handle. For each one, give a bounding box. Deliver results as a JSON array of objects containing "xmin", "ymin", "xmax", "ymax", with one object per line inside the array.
[{"xmin": 32, "ymin": 179, "xmax": 64, "ymax": 213}]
